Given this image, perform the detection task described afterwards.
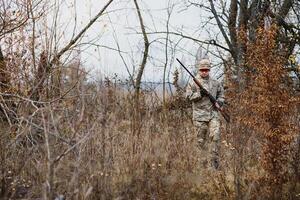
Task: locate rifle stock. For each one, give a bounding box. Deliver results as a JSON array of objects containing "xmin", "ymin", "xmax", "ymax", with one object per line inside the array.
[{"xmin": 176, "ymin": 58, "xmax": 230, "ymax": 123}]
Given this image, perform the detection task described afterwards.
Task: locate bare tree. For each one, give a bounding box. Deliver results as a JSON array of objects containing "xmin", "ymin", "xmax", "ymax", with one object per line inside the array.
[{"xmin": 187, "ymin": 0, "xmax": 299, "ymax": 85}]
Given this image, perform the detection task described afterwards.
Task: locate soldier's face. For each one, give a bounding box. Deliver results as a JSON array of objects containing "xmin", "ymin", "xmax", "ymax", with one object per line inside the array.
[{"xmin": 199, "ymin": 68, "xmax": 210, "ymax": 78}]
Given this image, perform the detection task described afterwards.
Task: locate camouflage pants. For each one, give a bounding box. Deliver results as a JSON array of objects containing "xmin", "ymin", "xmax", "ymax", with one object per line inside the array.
[{"xmin": 195, "ymin": 118, "xmax": 220, "ymax": 169}]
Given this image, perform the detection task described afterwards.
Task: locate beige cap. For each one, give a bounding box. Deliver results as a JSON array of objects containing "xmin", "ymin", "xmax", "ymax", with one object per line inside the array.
[{"xmin": 198, "ymin": 59, "xmax": 211, "ymax": 69}]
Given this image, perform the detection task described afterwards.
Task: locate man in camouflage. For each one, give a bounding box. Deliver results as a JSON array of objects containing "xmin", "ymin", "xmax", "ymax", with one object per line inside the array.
[{"xmin": 186, "ymin": 58, "xmax": 224, "ymax": 170}]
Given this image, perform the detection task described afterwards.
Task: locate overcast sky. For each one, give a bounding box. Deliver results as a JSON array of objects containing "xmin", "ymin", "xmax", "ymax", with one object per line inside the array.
[{"xmin": 54, "ymin": 0, "xmax": 223, "ymax": 83}]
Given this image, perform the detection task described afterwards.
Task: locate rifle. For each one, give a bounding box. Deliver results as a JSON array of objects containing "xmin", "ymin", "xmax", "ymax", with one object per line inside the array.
[{"xmin": 176, "ymin": 58, "xmax": 230, "ymax": 123}]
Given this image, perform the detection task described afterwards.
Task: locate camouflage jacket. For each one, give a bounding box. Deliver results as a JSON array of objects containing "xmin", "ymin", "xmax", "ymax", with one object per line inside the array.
[{"xmin": 186, "ymin": 75, "xmax": 224, "ymax": 122}]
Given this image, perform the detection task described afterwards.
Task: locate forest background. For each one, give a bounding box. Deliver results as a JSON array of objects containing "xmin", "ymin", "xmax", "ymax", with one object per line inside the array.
[{"xmin": 0, "ymin": 0, "xmax": 300, "ymax": 199}]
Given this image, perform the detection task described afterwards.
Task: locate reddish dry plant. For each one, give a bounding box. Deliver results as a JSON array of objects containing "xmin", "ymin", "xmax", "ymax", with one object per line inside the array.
[{"xmin": 227, "ymin": 25, "xmax": 299, "ymax": 198}]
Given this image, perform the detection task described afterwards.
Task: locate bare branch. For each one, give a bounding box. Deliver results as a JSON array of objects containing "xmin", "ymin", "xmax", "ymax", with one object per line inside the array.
[
  {"xmin": 208, "ymin": 0, "xmax": 233, "ymax": 53},
  {"xmin": 53, "ymin": 0, "xmax": 114, "ymax": 62},
  {"xmin": 279, "ymin": 0, "xmax": 294, "ymax": 18},
  {"xmin": 142, "ymin": 31, "xmax": 231, "ymax": 52}
]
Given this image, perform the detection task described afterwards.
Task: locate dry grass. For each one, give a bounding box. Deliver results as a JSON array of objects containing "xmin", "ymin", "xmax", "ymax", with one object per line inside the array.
[
  {"xmin": 0, "ymin": 25, "xmax": 299, "ymax": 200},
  {"xmin": 0, "ymin": 80, "xmax": 241, "ymax": 199}
]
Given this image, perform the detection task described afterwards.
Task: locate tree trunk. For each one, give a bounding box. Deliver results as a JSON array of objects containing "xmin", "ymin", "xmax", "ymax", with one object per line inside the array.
[{"xmin": 132, "ymin": 0, "xmax": 149, "ymax": 148}]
